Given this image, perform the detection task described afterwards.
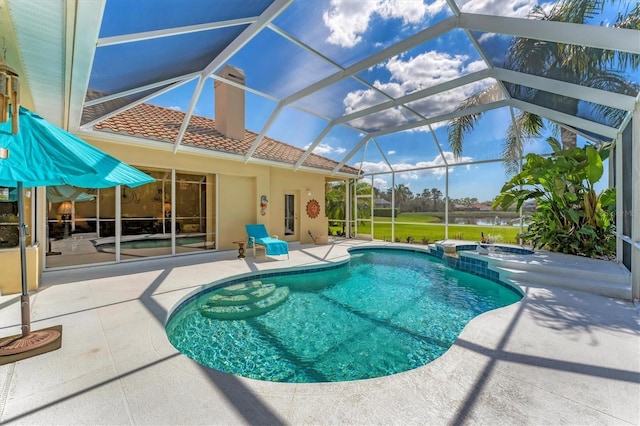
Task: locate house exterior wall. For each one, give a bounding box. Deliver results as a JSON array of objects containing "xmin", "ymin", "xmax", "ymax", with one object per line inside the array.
[
  {"xmin": 87, "ymin": 137, "xmax": 330, "ymax": 250},
  {"xmin": 270, "ymin": 168, "xmax": 326, "ymax": 244},
  {"xmin": 218, "ymin": 174, "xmax": 256, "ymax": 247},
  {"xmin": 0, "ymin": 247, "xmax": 39, "ymax": 294},
  {"xmin": 0, "ymin": 135, "xmax": 335, "ymax": 295}
]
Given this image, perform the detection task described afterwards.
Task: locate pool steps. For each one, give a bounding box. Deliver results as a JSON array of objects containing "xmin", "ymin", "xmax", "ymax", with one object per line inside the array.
[
  {"xmin": 217, "ymin": 280, "xmax": 265, "ymax": 296},
  {"xmin": 209, "ymin": 283, "xmax": 277, "ymax": 306},
  {"xmin": 199, "ymin": 281, "xmax": 290, "ymax": 320}
]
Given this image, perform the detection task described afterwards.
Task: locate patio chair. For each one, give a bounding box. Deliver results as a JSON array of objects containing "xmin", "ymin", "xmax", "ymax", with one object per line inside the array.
[{"xmin": 245, "ymin": 224, "xmax": 289, "ymax": 259}]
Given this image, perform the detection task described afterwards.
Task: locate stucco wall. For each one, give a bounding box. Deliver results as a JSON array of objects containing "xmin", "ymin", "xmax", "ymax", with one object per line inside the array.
[
  {"xmin": 218, "ymin": 174, "xmax": 256, "ymax": 249},
  {"xmin": 0, "ymin": 135, "xmax": 337, "ymax": 295},
  {"xmin": 0, "ymin": 246, "xmax": 40, "ymax": 294},
  {"xmin": 270, "ymin": 168, "xmax": 327, "ymax": 244}
]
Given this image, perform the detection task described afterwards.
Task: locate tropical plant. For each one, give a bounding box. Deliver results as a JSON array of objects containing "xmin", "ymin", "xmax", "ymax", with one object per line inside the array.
[
  {"xmin": 392, "ymin": 183, "xmax": 413, "ymax": 210},
  {"xmin": 325, "ymin": 181, "xmax": 374, "ymax": 234},
  {"xmin": 448, "ymin": 0, "xmax": 640, "ymax": 174},
  {"xmin": 493, "ymin": 139, "xmax": 616, "ymax": 258},
  {"xmin": 325, "ymin": 182, "xmax": 346, "ymax": 223}
]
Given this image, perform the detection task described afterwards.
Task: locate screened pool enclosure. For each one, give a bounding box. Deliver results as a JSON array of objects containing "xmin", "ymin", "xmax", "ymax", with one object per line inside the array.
[{"xmin": 2, "ymin": 0, "xmax": 639, "ymax": 298}]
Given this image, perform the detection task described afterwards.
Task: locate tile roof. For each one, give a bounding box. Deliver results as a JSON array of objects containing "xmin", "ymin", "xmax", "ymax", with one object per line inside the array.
[{"xmin": 89, "ymin": 97, "xmax": 360, "ymax": 176}]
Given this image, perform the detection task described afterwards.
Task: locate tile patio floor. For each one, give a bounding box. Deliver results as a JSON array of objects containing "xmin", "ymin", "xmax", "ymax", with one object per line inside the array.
[{"xmin": 1, "ymin": 240, "xmax": 638, "ymax": 425}]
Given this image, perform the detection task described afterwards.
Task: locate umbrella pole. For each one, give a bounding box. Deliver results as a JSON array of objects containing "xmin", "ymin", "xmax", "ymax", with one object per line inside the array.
[
  {"xmin": 0, "ymin": 183, "xmax": 61, "ymax": 362},
  {"xmin": 17, "ymin": 182, "xmax": 30, "ymax": 337}
]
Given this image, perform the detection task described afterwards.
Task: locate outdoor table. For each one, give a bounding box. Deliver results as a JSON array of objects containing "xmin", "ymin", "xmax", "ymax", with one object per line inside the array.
[{"xmin": 232, "ymin": 240, "xmax": 247, "ymax": 258}]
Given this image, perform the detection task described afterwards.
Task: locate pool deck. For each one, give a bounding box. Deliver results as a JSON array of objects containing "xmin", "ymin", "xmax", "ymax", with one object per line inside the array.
[{"xmin": 1, "ymin": 239, "xmax": 639, "ymax": 425}]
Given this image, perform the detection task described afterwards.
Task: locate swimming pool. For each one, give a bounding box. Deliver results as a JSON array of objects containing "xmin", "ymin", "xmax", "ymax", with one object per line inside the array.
[
  {"xmin": 95, "ymin": 235, "xmax": 205, "ymax": 250},
  {"xmin": 166, "ymin": 248, "xmax": 522, "ymax": 383}
]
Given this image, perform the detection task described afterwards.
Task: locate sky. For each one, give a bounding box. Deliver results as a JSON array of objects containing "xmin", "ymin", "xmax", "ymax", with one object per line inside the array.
[{"xmin": 94, "ymin": 0, "xmax": 636, "ymax": 202}]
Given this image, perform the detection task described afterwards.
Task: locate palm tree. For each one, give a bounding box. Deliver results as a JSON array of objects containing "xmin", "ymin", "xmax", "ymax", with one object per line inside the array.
[
  {"xmin": 418, "ymin": 188, "xmax": 431, "ymax": 211},
  {"xmin": 430, "ymin": 188, "xmax": 443, "ymax": 211},
  {"xmin": 325, "ymin": 182, "xmax": 346, "ymax": 224},
  {"xmin": 448, "ymin": 0, "xmax": 640, "ymax": 174},
  {"xmin": 393, "ymin": 184, "xmax": 413, "ymax": 210}
]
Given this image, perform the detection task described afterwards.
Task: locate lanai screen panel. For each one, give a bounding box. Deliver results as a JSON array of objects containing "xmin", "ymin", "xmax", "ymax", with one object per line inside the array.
[
  {"xmin": 221, "ymin": 28, "xmax": 339, "ymax": 100},
  {"xmin": 307, "ymin": 125, "xmax": 365, "ymax": 164},
  {"xmin": 90, "ymin": 29, "xmax": 247, "ymax": 96},
  {"xmin": 272, "ymin": 0, "xmax": 455, "ymax": 68},
  {"xmin": 292, "ymin": 78, "xmax": 392, "ymax": 122},
  {"xmin": 355, "ymin": 28, "xmax": 487, "ymax": 99},
  {"xmin": 76, "ymin": 0, "xmax": 637, "ymax": 174},
  {"xmin": 146, "ymin": 78, "xmax": 215, "ymax": 119},
  {"xmin": 262, "ymin": 106, "xmax": 334, "ymax": 153},
  {"xmin": 473, "ymin": 25, "xmax": 639, "ymax": 140},
  {"xmin": 81, "ymin": 83, "xmax": 182, "ymax": 127},
  {"xmin": 98, "ymin": 0, "xmax": 272, "ymax": 36},
  {"xmin": 405, "ymin": 77, "xmax": 500, "ymax": 120}
]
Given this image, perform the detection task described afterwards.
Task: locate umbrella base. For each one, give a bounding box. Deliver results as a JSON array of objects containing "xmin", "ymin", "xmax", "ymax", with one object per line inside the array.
[{"xmin": 0, "ymin": 325, "xmax": 62, "ymax": 365}]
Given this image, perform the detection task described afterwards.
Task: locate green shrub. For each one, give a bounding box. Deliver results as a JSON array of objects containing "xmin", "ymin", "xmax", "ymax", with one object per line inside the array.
[
  {"xmin": 374, "ymin": 208, "xmax": 398, "ymax": 217},
  {"xmin": 494, "ymin": 139, "xmax": 616, "ymax": 258}
]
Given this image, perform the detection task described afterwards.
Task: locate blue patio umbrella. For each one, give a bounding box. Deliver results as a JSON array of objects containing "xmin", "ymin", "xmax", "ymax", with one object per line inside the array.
[
  {"xmin": 0, "ymin": 106, "xmax": 154, "ymax": 353},
  {"xmin": 1, "ymin": 107, "xmax": 154, "ymax": 188}
]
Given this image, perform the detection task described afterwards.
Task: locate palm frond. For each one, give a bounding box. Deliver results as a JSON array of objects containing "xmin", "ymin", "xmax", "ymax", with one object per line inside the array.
[
  {"xmin": 503, "ymin": 121, "xmax": 523, "ymax": 176},
  {"xmin": 518, "ymin": 111, "xmax": 544, "ymax": 138},
  {"xmin": 545, "ymin": 0, "xmax": 604, "ymax": 24},
  {"xmin": 584, "ymin": 70, "xmax": 640, "ymax": 126},
  {"xmin": 451, "ymin": 0, "xmax": 637, "ymax": 167},
  {"xmin": 609, "ymin": 2, "xmax": 640, "ymax": 68},
  {"xmin": 508, "ymin": 0, "xmax": 638, "ymax": 84},
  {"xmin": 447, "ymin": 83, "xmax": 503, "ymax": 159},
  {"xmin": 502, "ymin": 111, "xmax": 545, "ymax": 175}
]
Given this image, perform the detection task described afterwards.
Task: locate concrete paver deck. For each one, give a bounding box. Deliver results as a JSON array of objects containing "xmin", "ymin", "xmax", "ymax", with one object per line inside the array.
[{"xmin": 1, "ymin": 240, "xmax": 638, "ymax": 425}]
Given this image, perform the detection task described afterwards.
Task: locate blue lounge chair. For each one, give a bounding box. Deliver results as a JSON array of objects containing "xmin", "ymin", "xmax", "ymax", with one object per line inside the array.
[{"xmin": 245, "ymin": 224, "xmax": 289, "ymax": 259}]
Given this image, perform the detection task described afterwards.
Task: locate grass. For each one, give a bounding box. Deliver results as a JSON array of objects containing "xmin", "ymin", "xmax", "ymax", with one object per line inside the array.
[
  {"xmin": 377, "ymin": 212, "xmax": 442, "ymax": 223},
  {"xmin": 329, "ymin": 212, "xmax": 523, "ymax": 244}
]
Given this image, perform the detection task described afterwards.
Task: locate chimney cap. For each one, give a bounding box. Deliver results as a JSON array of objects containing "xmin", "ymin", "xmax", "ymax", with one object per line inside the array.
[{"xmin": 216, "ymin": 65, "xmax": 245, "ymax": 85}]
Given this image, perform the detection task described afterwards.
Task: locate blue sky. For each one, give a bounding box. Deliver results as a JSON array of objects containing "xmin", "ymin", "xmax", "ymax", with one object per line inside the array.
[{"xmin": 102, "ymin": 0, "xmax": 636, "ymax": 202}]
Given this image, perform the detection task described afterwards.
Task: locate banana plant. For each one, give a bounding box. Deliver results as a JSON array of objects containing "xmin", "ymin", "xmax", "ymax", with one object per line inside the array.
[{"xmin": 493, "ymin": 138, "xmax": 616, "ymax": 258}]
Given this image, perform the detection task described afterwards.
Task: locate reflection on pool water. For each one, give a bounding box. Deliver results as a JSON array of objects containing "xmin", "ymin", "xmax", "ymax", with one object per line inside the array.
[
  {"xmin": 95, "ymin": 235, "xmax": 205, "ymax": 250},
  {"xmin": 166, "ymin": 248, "xmax": 522, "ymax": 383}
]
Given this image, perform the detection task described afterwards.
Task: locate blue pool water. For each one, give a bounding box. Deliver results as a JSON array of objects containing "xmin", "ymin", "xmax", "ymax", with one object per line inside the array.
[{"xmin": 166, "ymin": 249, "xmax": 522, "ymax": 383}]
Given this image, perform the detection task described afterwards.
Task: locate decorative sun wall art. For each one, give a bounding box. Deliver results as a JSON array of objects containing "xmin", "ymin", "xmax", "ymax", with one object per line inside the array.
[{"xmin": 306, "ymin": 199, "xmax": 320, "ymax": 219}]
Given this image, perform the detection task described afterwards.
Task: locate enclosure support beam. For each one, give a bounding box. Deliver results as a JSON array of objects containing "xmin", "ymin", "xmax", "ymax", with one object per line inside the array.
[
  {"xmin": 632, "ymin": 100, "xmax": 639, "ymax": 302},
  {"xmin": 615, "ymin": 124, "xmax": 623, "ymax": 266}
]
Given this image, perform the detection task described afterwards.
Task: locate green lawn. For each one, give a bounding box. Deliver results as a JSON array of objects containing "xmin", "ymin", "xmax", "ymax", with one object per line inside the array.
[
  {"xmin": 374, "ymin": 212, "xmax": 442, "ymax": 223},
  {"xmin": 329, "ymin": 212, "xmax": 523, "ymax": 244}
]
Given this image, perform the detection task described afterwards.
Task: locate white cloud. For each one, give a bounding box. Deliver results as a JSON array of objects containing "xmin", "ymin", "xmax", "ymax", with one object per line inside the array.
[
  {"xmin": 459, "ymin": 0, "xmax": 556, "ymax": 43},
  {"xmin": 323, "ymin": 0, "xmax": 447, "ymax": 48},
  {"xmin": 323, "ymin": 1, "xmax": 378, "ymax": 48},
  {"xmin": 323, "ymin": 0, "xmax": 553, "ymax": 49},
  {"xmin": 355, "ymin": 161, "xmax": 392, "ymax": 174},
  {"xmin": 384, "ymin": 51, "xmax": 479, "ymax": 92},
  {"xmin": 354, "ymin": 151, "xmax": 473, "ymax": 178},
  {"xmin": 167, "ymin": 105, "xmax": 182, "ymax": 111},
  {"xmin": 306, "ymin": 142, "xmax": 347, "ymax": 156},
  {"xmin": 345, "ymin": 50, "xmax": 491, "ymax": 131},
  {"xmin": 373, "ymin": 177, "xmax": 388, "ymax": 191},
  {"xmin": 387, "ymin": 150, "xmax": 395, "ymax": 155},
  {"xmin": 456, "ymin": 0, "xmax": 539, "ymax": 17}
]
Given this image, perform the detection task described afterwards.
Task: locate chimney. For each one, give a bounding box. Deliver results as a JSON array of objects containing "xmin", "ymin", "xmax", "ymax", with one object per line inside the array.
[{"xmin": 214, "ymin": 65, "xmax": 246, "ymax": 141}]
